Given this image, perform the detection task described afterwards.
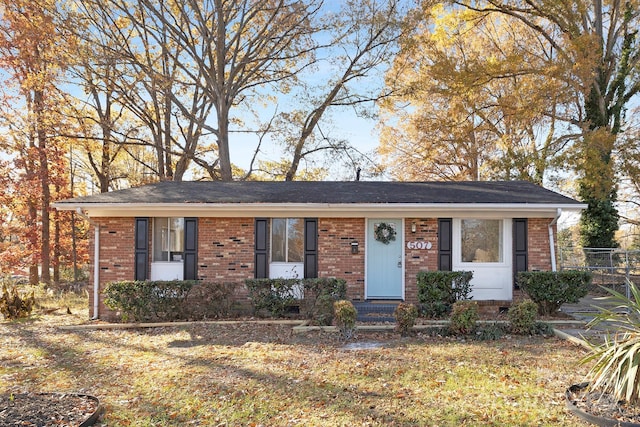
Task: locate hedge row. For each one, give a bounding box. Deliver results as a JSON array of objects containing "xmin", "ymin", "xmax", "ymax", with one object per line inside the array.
[
  {"xmin": 104, "ymin": 277, "xmax": 346, "ymax": 324},
  {"xmin": 103, "ymin": 270, "xmax": 593, "ymax": 322},
  {"xmin": 103, "ymin": 280, "xmax": 235, "ymax": 322},
  {"xmin": 416, "ymin": 271, "xmax": 473, "ymax": 318},
  {"xmin": 245, "ymin": 277, "xmax": 347, "ymax": 325}
]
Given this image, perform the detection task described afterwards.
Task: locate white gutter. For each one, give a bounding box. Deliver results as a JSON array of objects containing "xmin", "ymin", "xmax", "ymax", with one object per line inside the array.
[
  {"xmin": 54, "ymin": 202, "xmax": 588, "ymax": 219},
  {"xmin": 53, "ymin": 202, "xmax": 588, "ymax": 211},
  {"xmin": 548, "ymin": 208, "xmax": 562, "ymax": 272},
  {"xmin": 76, "ymin": 208, "xmax": 100, "ymax": 320}
]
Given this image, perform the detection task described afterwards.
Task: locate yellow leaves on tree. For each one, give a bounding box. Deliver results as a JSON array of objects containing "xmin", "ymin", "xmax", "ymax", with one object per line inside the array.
[{"xmin": 380, "ymin": 5, "xmax": 571, "ymax": 183}]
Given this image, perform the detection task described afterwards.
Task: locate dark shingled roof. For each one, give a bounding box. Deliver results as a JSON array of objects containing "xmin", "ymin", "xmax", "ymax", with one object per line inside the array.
[{"xmin": 56, "ymin": 181, "xmax": 582, "ymax": 205}]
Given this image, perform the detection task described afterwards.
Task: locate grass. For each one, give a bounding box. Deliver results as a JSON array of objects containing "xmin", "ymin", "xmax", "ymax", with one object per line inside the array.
[{"xmin": 0, "ymin": 287, "xmax": 592, "ymax": 426}]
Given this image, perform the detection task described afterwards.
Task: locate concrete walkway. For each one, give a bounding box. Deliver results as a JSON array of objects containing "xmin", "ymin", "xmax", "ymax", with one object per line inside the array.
[{"xmin": 555, "ymin": 294, "xmax": 625, "ymax": 349}]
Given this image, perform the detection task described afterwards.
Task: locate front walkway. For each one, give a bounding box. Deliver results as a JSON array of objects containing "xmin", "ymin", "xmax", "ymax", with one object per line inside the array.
[{"xmin": 557, "ymin": 294, "xmax": 624, "ymax": 348}]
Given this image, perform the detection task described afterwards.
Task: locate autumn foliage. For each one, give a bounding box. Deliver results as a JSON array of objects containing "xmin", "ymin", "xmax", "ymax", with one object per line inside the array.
[{"xmin": 0, "ymin": 0, "xmax": 87, "ymax": 283}]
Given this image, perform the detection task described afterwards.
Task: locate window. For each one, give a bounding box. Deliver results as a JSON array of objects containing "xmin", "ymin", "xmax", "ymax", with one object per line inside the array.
[
  {"xmin": 271, "ymin": 218, "xmax": 304, "ymax": 263},
  {"xmin": 461, "ymin": 219, "xmax": 503, "ymax": 263},
  {"xmin": 153, "ymin": 217, "xmax": 184, "ymax": 262}
]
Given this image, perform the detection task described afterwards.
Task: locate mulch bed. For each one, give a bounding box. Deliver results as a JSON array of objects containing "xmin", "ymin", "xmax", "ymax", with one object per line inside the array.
[
  {"xmin": 567, "ymin": 383, "xmax": 640, "ymax": 425},
  {"xmin": 0, "ymin": 392, "xmax": 100, "ymax": 427}
]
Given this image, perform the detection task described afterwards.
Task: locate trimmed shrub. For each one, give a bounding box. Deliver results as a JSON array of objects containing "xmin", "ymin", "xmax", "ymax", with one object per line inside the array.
[
  {"xmin": 417, "ymin": 271, "xmax": 473, "ymax": 318},
  {"xmin": 103, "ymin": 280, "xmax": 233, "ymax": 322},
  {"xmin": 516, "ymin": 270, "xmax": 592, "ymax": 316},
  {"xmin": 245, "ymin": 278, "xmax": 347, "ymax": 324},
  {"xmin": 0, "ymin": 284, "xmax": 35, "ymax": 320},
  {"xmin": 394, "ymin": 303, "xmax": 418, "ymax": 336},
  {"xmin": 508, "ymin": 299, "xmax": 538, "ymax": 335},
  {"xmin": 334, "ymin": 300, "xmax": 357, "ymax": 340},
  {"xmin": 186, "ymin": 282, "xmax": 236, "ymax": 319},
  {"xmin": 245, "ymin": 278, "xmax": 298, "ymax": 318},
  {"xmin": 301, "ymin": 278, "xmax": 347, "ymax": 326},
  {"xmin": 449, "ymin": 300, "xmax": 478, "ymax": 335}
]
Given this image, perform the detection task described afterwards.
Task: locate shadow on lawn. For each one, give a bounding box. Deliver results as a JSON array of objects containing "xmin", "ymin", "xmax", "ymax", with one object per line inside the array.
[
  {"xmin": 60, "ymin": 323, "xmax": 426, "ymax": 425},
  {"xmin": 2, "ymin": 320, "xmax": 578, "ymax": 425}
]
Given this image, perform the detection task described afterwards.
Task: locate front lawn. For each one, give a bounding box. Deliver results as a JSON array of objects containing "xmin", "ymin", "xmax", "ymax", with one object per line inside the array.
[{"xmin": 0, "ymin": 291, "xmax": 590, "ymax": 426}]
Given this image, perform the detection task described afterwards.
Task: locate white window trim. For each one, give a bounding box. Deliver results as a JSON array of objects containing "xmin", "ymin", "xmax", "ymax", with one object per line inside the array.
[{"xmin": 453, "ymin": 218, "xmax": 510, "ymax": 268}]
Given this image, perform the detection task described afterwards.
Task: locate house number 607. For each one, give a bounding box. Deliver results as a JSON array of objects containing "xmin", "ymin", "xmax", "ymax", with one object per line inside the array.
[{"xmin": 406, "ymin": 241, "xmax": 432, "ymax": 250}]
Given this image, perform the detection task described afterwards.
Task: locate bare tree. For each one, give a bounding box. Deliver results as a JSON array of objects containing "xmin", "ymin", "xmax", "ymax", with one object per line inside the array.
[
  {"xmin": 72, "ymin": 0, "xmax": 216, "ymax": 182},
  {"xmin": 279, "ymin": 0, "xmax": 405, "ymax": 181},
  {"xmin": 128, "ymin": 0, "xmax": 322, "ymax": 180}
]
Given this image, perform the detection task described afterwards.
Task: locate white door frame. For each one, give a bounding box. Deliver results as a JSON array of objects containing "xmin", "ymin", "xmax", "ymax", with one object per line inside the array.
[{"xmin": 364, "ymin": 218, "xmax": 405, "ymax": 300}]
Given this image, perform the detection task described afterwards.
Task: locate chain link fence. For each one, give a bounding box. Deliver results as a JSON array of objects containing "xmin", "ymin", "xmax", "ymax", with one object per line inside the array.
[{"xmin": 558, "ymin": 247, "xmax": 640, "ymax": 297}]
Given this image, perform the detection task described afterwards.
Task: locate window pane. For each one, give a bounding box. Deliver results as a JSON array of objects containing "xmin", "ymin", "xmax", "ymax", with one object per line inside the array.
[
  {"xmin": 271, "ymin": 219, "xmax": 286, "ymax": 262},
  {"xmin": 153, "ymin": 218, "xmax": 169, "ymax": 261},
  {"xmin": 170, "ymin": 218, "xmax": 184, "ymax": 261},
  {"xmin": 287, "ymin": 219, "xmax": 304, "ymax": 263},
  {"xmin": 461, "ymin": 219, "xmax": 503, "ymax": 263},
  {"xmin": 153, "ymin": 217, "xmax": 185, "ymax": 262}
]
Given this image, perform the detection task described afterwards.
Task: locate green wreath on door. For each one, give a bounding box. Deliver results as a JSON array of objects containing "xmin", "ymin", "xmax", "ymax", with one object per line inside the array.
[{"xmin": 374, "ymin": 222, "xmax": 396, "ymax": 244}]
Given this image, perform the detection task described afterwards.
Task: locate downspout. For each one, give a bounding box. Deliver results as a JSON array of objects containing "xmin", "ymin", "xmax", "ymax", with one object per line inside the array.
[
  {"xmin": 76, "ymin": 208, "xmax": 100, "ymax": 320},
  {"xmin": 548, "ymin": 208, "xmax": 562, "ymax": 272}
]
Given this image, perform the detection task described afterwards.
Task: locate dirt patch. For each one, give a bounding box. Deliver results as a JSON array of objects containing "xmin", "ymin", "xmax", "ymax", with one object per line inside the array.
[{"xmin": 0, "ymin": 392, "xmax": 100, "ymax": 427}]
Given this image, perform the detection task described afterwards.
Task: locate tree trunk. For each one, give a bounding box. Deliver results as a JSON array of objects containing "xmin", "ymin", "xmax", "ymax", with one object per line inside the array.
[
  {"xmin": 35, "ymin": 89, "xmax": 51, "ymax": 284},
  {"xmin": 217, "ymin": 106, "xmax": 233, "ymax": 181},
  {"xmin": 53, "ymin": 207, "xmax": 60, "ymax": 285}
]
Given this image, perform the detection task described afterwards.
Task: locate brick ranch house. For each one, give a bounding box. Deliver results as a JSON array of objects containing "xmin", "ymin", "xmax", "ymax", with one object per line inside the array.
[{"xmin": 54, "ymin": 181, "xmax": 586, "ymax": 320}]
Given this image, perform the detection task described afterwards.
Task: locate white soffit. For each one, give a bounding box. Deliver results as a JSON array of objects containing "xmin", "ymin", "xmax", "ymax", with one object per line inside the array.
[{"xmin": 54, "ymin": 202, "xmax": 587, "ymax": 218}]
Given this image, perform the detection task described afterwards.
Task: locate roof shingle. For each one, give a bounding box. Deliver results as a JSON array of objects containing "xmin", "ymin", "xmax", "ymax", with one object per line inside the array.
[{"xmin": 56, "ymin": 181, "xmax": 582, "ymax": 206}]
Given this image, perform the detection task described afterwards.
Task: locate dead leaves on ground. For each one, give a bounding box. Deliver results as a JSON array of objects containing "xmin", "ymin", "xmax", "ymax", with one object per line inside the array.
[{"xmin": 0, "ymin": 316, "xmax": 591, "ymax": 426}]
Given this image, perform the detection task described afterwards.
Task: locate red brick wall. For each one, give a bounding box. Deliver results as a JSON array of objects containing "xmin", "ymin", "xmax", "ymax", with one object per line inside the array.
[
  {"xmin": 528, "ymin": 218, "xmax": 555, "ymax": 271},
  {"xmin": 87, "ymin": 215, "xmax": 557, "ymax": 319},
  {"xmin": 89, "ymin": 217, "xmax": 136, "ymax": 320},
  {"xmin": 317, "ymin": 218, "xmax": 366, "ymax": 300},
  {"xmin": 404, "ymin": 218, "xmax": 439, "ymax": 304},
  {"xmin": 197, "ymin": 217, "xmax": 254, "ymax": 303}
]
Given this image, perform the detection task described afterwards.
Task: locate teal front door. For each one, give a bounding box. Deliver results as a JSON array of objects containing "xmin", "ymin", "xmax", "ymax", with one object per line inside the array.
[{"xmin": 366, "ymin": 219, "xmax": 403, "ymax": 299}]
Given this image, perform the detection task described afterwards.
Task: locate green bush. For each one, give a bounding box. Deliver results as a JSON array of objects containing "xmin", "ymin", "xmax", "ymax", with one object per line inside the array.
[
  {"xmin": 508, "ymin": 299, "xmax": 538, "ymax": 335},
  {"xmin": 186, "ymin": 282, "xmax": 236, "ymax": 319},
  {"xmin": 104, "ymin": 280, "xmax": 234, "ymax": 322},
  {"xmin": 516, "ymin": 270, "xmax": 591, "ymax": 316},
  {"xmin": 394, "ymin": 303, "xmax": 418, "ymax": 336},
  {"xmin": 245, "ymin": 278, "xmax": 299, "ymax": 317},
  {"xmin": 334, "ymin": 300, "xmax": 357, "ymax": 340},
  {"xmin": 300, "ymin": 278, "xmax": 347, "ymax": 325},
  {"xmin": 417, "ymin": 271, "xmax": 473, "ymax": 318},
  {"xmin": 0, "ymin": 284, "xmax": 35, "ymax": 320},
  {"xmin": 475, "ymin": 323, "xmax": 508, "ymax": 341},
  {"xmin": 245, "ymin": 278, "xmax": 347, "ymax": 324},
  {"xmin": 449, "ymin": 300, "xmax": 478, "ymax": 335}
]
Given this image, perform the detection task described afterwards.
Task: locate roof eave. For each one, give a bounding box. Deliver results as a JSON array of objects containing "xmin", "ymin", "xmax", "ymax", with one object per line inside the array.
[{"xmin": 53, "ymin": 202, "xmax": 588, "ymax": 218}]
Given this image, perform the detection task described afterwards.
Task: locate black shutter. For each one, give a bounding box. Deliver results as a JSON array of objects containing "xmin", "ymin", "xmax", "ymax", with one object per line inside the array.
[
  {"xmin": 304, "ymin": 218, "xmax": 318, "ymax": 278},
  {"xmin": 255, "ymin": 218, "xmax": 268, "ymax": 278},
  {"xmin": 513, "ymin": 218, "xmax": 528, "ymax": 288},
  {"xmin": 438, "ymin": 218, "xmax": 452, "ymax": 271},
  {"xmin": 183, "ymin": 218, "xmax": 198, "ymax": 280},
  {"xmin": 134, "ymin": 217, "xmax": 149, "ymax": 281}
]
